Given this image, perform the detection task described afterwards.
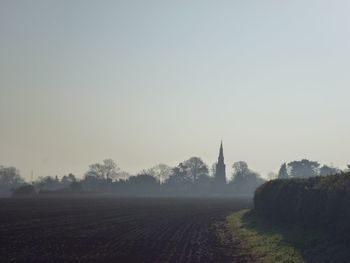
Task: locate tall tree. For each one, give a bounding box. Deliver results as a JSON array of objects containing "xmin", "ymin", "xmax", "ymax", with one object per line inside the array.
[
  {"xmin": 319, "ymin": 165, "xmax": 339, "ymax": 176},
  {"xmin": 85, "ymin": 159, "xmax": 120, "ymax": 182},
  {"xmin": 144, "ymin": 164, "xmax": 172, "ymax": 184},
  {"xmin": 183, "ymin": 157, "xmax": 209, "ymax": 182},
  {"xmin": 164, "ymin": 163, "xmax": 191, "ymax": 187},
  {"xmin": 289, "ymin": 159, "xmax": 320, "ymax": 178},
  {"xmin": 0, "ymin": 166, "xmax": 23, "ymax": 187},
  {"xmin": 278, "ymin": 163, "xmax": 289, "ymax": 179},
  {"xmin": 61, "ymin": 173, "xmax": 77, "ymax": 187},
  {"xmin": 103, "ymin": 159, "xmax": 120, "ymax": 181},
  {"xmin": 229, "ymin": 161, "xmax": 265, "ymax": 195},
  {"xmin": 36, "ymin": 176, "xmax": 61, "ymax": 190},
  {"xmin": 231, "ymin": 161, "xmax": 249, "ymax": 183},
  {"xmin": 127, "ymin": 173, "xmax": 159, "ymax": 195},
  {"xmin": 210, "ymin": 162, "xmax": 217, "ymax": 177}
]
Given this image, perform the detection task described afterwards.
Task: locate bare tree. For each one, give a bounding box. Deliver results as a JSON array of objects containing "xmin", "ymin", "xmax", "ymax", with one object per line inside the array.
[
  {"xmin": 0, "ymin": 166, "xmax": 24, "ymax": 186},
  {"xmin": 144, "ymin": 164, "xmax": 172, "ymax": 184},
  {"xmin": 103, "ymin": 159, "xmax": 120, "ymax": 181},
  {"xmin": 85, "ymin": 159, "xmax": 120, "ymax": 182}
]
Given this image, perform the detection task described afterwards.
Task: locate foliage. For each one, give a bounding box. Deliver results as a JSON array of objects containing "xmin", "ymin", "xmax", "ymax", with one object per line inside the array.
[
  {"xmin": 62, "ymin": 173, "xmax": 77, "ymax": 186},
  {"xmin": 164, "ymin": 163, "xmax": 193, "ymax": 193},
  {"xmin": 254, "ymin": 172, "xmax": 350, "ymax": 233},
  {"xmin": 125, "ymin": 173, "xmax": 160, "ymax": 195},
  {"xmin": 319, "ymin": 165, "xmax": 340, "ymax": 176},
  {"xmin": 226, "ymin": 210, "xmax": 304, "ymax": 263},
  {"xmin": 162, "ymin": 157, "xmax": 222, "ymax": 195},
  {"xmin": 142, "ymin": 164, "xmax": 172, "ymax": 183},
  {"xmin": 226, "ymin": 209, "xmax": 350, "ymax": 263},
  {"xmin": 0, "ymin": 166, "xmax": 24, "ymax": 186},
  {"xmin": 4, "ymin": 156, "xmax": 265, "ymax": 197},
  {"xmin": 277, "ymin": 159, "xmax": 339, "ymax": 179},
  {"xmin": 228, "ymin": 161, "xmax": 265, "ymax": 196},
  {"xmin": 183, "ymin": 157, "xmax": 209, "ymax": 181},
  {"xmin": 85, "ymin": 159, "xmax": 120, "ymax": 181},
  {"xmin": 69, "ymin": 181, "xmax": 82, "ymax": 192},
  {"xmin": 12, "ymin": 184, "xmax": 36, "ymax": 197},
  {"xmin": 0, "ymin": 165, "xmax": 25, "ymax": 196},
  {"xmin": 289, "ymin": 159, "xmax": 320, "ymax": 178},
  {"xmin": 277, "ymin": 163, "xmax": 288, "ymax": 179},
  {"xmin": 36, "ymin": 176, "xmax": 60, "ymax": 190}
]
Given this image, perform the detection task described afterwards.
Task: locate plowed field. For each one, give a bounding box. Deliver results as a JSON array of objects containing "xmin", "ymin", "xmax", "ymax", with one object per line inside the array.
[{"xmin": 0, "ymin": 198, "xmax": 251, "ymax": 262}]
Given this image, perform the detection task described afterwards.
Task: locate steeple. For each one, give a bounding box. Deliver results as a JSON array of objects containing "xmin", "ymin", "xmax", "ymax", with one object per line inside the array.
[
  {"xmin": 218, "ymin": 140, "xmax": 224, "ymax": 163},
  {"xmin": 215, "ymin": 141, "xmax": 226, "ymax": 185}
]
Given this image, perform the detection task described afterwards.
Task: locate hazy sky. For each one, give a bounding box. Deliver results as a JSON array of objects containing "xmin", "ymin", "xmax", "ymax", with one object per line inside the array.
[{"xmin": 1, "ymin": 0, "xmax": 350, "ymax": 180}]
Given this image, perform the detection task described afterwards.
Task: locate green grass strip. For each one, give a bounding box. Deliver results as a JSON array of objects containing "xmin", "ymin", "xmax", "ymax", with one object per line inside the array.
[{"xmin": 226, "ymin": 209, "xmax": 305, "ymax": 263}]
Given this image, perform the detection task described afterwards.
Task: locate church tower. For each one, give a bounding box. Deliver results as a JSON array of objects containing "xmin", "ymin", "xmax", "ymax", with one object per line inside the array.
[{"xmin": 215, "ymin": 141, "xmax": 226, "ymax": 185}]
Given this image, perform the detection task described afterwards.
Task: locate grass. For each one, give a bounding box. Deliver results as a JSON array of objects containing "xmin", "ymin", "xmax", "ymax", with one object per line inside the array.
[{"xmin": 224, "ymin": 209, "xmax": 350, "ymax": 263}]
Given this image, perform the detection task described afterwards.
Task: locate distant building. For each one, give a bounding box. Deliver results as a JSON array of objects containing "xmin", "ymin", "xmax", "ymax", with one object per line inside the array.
[{"xmin": 215, "ymin": 141, "xmax": 227, "ymax": 185}]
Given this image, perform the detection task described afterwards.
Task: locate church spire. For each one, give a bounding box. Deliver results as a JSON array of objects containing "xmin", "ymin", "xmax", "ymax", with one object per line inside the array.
[
  {"xmin": 218, "ymin": 140, "xmax": 224, "ymax": 163},
  {"xmin": 215, "ymin": 140, "xmax": 226, "ymax": 185}
]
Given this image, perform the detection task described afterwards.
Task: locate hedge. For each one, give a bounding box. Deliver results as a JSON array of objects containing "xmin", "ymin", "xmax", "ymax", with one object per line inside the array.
[{"xmin": 254, "ymin": 173, "xmax": 350, "ymax": 233}]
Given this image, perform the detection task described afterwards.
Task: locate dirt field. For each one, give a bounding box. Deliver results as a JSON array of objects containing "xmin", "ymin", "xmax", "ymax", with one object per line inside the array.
[{"xmin": 0, "ymin": 197, "xmax": 251, "ymax": 262}]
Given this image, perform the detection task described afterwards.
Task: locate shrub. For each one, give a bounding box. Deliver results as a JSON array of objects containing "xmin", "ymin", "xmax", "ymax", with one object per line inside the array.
[
  {"xmin": 254, "ymin": 172, "xmax": 350, "ymax": 233},
  {"xmin": 12, "ymin": 184, "xmax": 37, "ymax": 197}
]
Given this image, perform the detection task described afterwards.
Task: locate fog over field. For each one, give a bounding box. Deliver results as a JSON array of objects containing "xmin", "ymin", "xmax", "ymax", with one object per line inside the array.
[{"xmin": 1, "ymin": 1, "xmax": 350, "ymax": 263}]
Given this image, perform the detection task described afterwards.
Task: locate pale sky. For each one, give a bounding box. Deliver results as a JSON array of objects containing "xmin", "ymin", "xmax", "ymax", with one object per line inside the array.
[{"xmin": 1, "ymin": 0, "xmax": 350, "ymax": 180}]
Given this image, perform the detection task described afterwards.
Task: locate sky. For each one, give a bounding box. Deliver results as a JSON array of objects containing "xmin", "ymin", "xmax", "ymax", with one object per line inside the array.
[{"xmin": 1, "ymin": 0, "xmax": 350, "ymax": 180}]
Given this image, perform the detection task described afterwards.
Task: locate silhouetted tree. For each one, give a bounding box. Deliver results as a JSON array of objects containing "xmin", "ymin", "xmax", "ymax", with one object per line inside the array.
[
  {"xmin": 319, "ymin": 165, "xmax": 339, "ymax": 176},
  {"xmin": 346, "ymin": 165, "xmax": 350, "ymax": 172},
  {"xmin": 12, "ymin": 184, "xmax": 36, "ymax": 197},
  {"xmin": 229, "ymin": 161, "xmax": 265, "ymax": 196},
  {"xmin": 61, "ymin": 173, "xmax": 76, "ymax": 187},
  {"xmin": 289, "ymin": 159, "xmax": 320, "ymax": 178},
  {"xmin": 231, "ymin": 161, "xmax": 249, "ymax": 184},
  {"xmin": 36, "ymin": 176, "xmax": 61, "ymax": 190},
  {"xmin": 118, "ymin": 171, "xmax": 131, "ymax": 180},
  {"xmin": 128, "ymin": 173, "xmax": 158, "ymax": 184},
  {"xmin": 164, "ymin": 163, "xmax": 192, "ymax": 193},
  {"xmin": 127, "ymin": 173, "xmax": 159, "ymax": 195},
  {"xmin": 183, "ymin": 157, "xmax": 209, "ymax": 182},
  {"xmin": 0, "ymin": 166, "xmax": 23, "ymax": 187},
  {"xmin": 210, "ymin": 163, "xmax": 217, "ymax": 177},
  {"xmin": 278, "ymin": 163, "xmax": 289, "ymax": 179},
  {"xmin": 144, "ymin": 164, "xmax": 172, "ymax": 184},
  {"xmin": 85, "ymin": 159, "xmax": 120, "ymax": 182},
  {"xmin": 82, "ymin": 174, "xmax": 104, "ymax": 191}
]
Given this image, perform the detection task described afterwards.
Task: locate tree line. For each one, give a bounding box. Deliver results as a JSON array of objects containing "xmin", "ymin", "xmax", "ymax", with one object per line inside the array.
[
  {"xmin": 2, "ymin": 157, "xmax": 264, "ymax": 197},
  {"xmin": 2, "ymin": 158, "xmax": 348, "ymax": 197},
  {"xmin": 277, "ymin": 159, "xmax": 345, "ymax": 179}
]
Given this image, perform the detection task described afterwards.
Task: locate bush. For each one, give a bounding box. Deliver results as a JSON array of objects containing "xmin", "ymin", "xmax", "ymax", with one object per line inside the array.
[
  {"xmin": 254, "ymin": 173, "xmax": 350, "ymax": 233},
  {"xmin": 12, "ymin": 184, "xmax": 37, "ymax": 197},
  {"xmin": 70, "ymin": 181, "xmax": 83, "ymax": 192}
]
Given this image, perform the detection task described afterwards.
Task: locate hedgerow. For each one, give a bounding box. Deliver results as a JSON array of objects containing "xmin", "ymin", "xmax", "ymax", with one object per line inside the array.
[{"xmin": 254, "ymin": 173, "xmax": 350, "ymax": 233}]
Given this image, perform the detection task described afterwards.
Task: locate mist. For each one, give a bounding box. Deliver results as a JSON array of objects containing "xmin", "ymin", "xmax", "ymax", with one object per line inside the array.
[{"xmin": 2, "ymin": 1, "xmax": 350, "ymax": 262}]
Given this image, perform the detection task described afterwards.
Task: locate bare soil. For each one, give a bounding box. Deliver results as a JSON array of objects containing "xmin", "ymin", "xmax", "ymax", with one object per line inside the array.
[{"xmin": 0, "ymin": 197, "xmax": 251, "ymax": 263}]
